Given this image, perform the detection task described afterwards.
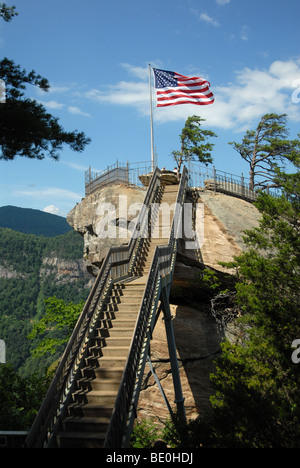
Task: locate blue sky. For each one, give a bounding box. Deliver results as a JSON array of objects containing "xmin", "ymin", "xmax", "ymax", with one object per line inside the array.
[{"xmin": 0, "ymin": 0, "xmax": 300, "ymax": 217}]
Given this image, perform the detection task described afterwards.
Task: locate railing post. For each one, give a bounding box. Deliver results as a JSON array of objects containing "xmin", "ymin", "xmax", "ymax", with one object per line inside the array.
[
  {"xmin": 213, "ymin": 166, "xmax": 216, "ymax": 193},
  {"xmin": 241, "ymin": 173, "xmax": 245, "ymax": 199},
  {"xmin": 161, "ymin": 285, "xmax": 186, "ymax": 426}
]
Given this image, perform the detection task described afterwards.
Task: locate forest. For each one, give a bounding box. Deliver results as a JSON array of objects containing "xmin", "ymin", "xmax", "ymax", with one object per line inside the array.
[{"xmin": 0, "ymin": 221, "xmax": 91, "ymax": 377}]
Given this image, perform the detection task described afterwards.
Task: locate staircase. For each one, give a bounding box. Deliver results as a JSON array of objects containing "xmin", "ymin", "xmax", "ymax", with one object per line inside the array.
[
  {"xmin": 56, "ymin": 282, "xmax": 145, "ymax": 448},
  {"xmin": 56, "ymin": 185, "xmax": 179, "ymax": 448},
  {"xmin": 25, "ymin": 168, "xmax": 188, "ymax": 449}
]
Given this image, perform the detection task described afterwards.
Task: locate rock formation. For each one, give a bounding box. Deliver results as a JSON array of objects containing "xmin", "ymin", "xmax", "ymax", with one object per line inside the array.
[
  {"xmin": 67, "ymin": 184, "xmax": 147, "ymax": 276},
  {"xmin": 67, "ymin": 182, "xmax": 262, "ymax": 427}
]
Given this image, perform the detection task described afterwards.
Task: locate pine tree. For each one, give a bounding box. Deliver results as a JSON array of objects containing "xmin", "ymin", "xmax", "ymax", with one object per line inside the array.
[{"xmin": 209, "ymin": 157, "xmax": 300, "ymax": 447}]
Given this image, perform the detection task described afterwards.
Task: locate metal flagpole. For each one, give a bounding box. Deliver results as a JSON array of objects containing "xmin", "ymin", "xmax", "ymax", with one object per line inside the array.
[{"xmin": 149, "ymin": 64, "xmax": 155, "ymax": 171}]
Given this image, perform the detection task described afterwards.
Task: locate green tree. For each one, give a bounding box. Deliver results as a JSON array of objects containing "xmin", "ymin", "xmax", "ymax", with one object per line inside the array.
[
  {"xmin": 28, "ymin": 296, "xmax": 84, "ymax": 357},
  {"xmin": 0, "ymin": 3, "xmax": 18, "ymax": 22},
  {"xmin": 0, "ymin": 363, "xmax": 49, "ymax": 430},
  {"xmin": 229, "ymin": 113, "xmax": 300, "ymax": 190},
  {"xmin": 172, "ymin": 115, "xmax": 217, "ymax": 173},
  {"xmin": 0, "ymin": 58, "xmax": 91, "ymax": 160},
  {"xmin": 208, "ymin": 158, "xmax": 300, "ymax": 447}
]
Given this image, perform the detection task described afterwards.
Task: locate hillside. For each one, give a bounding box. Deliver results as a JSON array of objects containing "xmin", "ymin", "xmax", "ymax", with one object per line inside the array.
[
  {"xmin": 0, "ymin": 205, "xmax": 72, "ymax": 237},
  {"xmin": 0, "ymin": 210, "xmax": 93, "ymax": 377}
]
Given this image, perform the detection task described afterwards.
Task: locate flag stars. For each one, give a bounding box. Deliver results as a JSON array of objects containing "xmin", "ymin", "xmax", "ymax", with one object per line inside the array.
[{"xmin": 153, "ymin": 69, "xmax": 177, "ymax": 88}]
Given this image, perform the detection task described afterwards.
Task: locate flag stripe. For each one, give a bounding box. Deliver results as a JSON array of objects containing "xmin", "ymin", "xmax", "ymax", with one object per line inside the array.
[
  {"xmin": 157, "ymin": 86, "xmax": 212, "ymax": 96},
  {"xmin": 153, "ymin": 68, "xmax": 214, "ymax": 107},
  {"xmin": 157, "ymin": 99, "xmax": 214, "ymax": 107},
  {"xmin": 156, "ymin": 93, "xmax": 214, "ymax": 100}
]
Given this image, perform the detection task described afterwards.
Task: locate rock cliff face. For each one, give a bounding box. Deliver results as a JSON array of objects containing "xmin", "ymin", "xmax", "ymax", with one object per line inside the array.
[
  {"xmin": 40, "ymin": 256, "xmax": 93, "ymax": 287},
  {"xmin": 67, "ymin": 184, "xmax": 147, "ymax": 276},
  {"xmin": 67, "ymin": 183, "xmax": 261, "ymax": 425}
]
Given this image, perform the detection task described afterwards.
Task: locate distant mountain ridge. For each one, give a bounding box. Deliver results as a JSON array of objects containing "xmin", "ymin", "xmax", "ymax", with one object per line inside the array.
[{"xmin": 0, "ymin": 205, "xmax": 72, "ymax": 237}]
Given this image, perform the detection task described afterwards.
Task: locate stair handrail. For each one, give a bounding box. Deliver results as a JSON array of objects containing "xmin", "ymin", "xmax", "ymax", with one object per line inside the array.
[
  {"xmin": 103, "ymin": 166, "xmax": 188, "ymax": 448},
  {"xmin": 25, "ymin": 167, "xmax": 162, "ymax": 448}
]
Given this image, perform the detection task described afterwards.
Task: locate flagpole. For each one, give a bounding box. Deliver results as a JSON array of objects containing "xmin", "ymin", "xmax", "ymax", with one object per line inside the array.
[{"xmin": 149, "ymin": 63, "xmax": 155, "ymax": 171}]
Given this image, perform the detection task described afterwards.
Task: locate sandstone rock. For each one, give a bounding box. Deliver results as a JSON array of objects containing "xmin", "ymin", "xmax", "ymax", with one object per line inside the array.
[
  {"xmin": 139, "ymin": 170, "xmax": 178, "ymax": 187},
  {"xmin": 67, "ymin": 184, "xmax": 147, "ymax": 274},
  {"xmin": 40, "ymin": 256, "xmax": 93, "ymax": 287},
  {"xmin": 67, "ymin": 183, "xmax": 263, "ymax": 426},
  {"xmin": 137, "ymin": 302, "xmax": 222, "ymax": 425}
]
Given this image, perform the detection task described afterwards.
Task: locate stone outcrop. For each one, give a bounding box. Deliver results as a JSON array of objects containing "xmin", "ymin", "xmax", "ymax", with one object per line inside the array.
[
  {"xmin": 0, "ymin": 263, "xmax": 24, "ymax": 279},
  {"xmin": 40, "ymin": 256, "xmax": 93, "ymax": 287},
  {"xmin": 67, "ymin": 182, "xmax": 262, "ymax": 426},
  {"xmin": 67, "ymin": 184, "xmax": 147, "ymax": 275},
  {"xmin": 137, "ymin": 302, "xmax": 221, "ymax": 424}
]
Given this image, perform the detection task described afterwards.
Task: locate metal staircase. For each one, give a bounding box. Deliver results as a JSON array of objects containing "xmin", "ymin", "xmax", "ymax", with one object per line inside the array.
[{"xmin": 25, "ymin": 166, "xmax": 188, "ymax": 448}]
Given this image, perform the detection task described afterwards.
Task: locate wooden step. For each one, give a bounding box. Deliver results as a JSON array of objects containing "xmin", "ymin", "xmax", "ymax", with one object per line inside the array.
[
  {"xmin": 62, "ymin": 414, "xmax": 111, "ymax": 433},
  {"xmin": 90, "ymin": 335, "xmax": 132, "ymax": 348},
  {"xmin": 77, "ymin": 375, "xmax": 121, "ymax": 392},
  {"xmin": 85, "ymin": 353, "xmax": 128, "ymax": 368},
  {"xmin": 96, "ymin": 327, "xmax": 136, "ymax": 338},
  {"xmin": 73, "ymin": 389, "xmax": 118, "ymax": 405},
  {"xmin": 57, "ymin": 430, "xmax": 107, "ymax": 448},
  {"xmin": 81, "ymin": 366, "xmax": 124, "ymax": 381},
  {"xmin": 68, "ymin": 402, "xmax": 114, "ymax": 419}
]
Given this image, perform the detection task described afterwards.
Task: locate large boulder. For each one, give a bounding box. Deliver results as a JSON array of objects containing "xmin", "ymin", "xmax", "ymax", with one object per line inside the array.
[{"xmin": 67, "ymin": 184, "xmax": 147, "ymax": 275}]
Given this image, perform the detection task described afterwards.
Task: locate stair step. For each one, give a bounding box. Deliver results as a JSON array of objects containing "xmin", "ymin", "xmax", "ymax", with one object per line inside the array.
[
  {"xmin": 57, "ymin": 430, "xmax": 107, "ymax": 448},
  {"xmin": 91, "ymin": 336, "xmax": 132, "ymax": 347},
  {"xmin": 81, "ymin": 366, "xmax": 124, "ymax": 381},
  {"xmin": 95, "ymin": 318, "xmax": 137, "ymax": 329},
  {"xmin": 96, "ymin": 327, "xmax": 135, "ymax": 338},
  {"xmin": 91, "ymin": 345, "xmax": 130, "ymax": 358},
  {"xmin": 103, "ymin": 302, "xmax": 141, "ymax": 312},
  {"xmin": 68, "ymin": 401, "xmax": 114, "ymax": 418},
  {"xmin": 85, "ymin": 354, "xmax": 127, "ymax": 368},
  {"xmin": 110, "ymin": 295, "xmax": 143, "ymax": 302},
  {"xmin": 62, "ymin": 415, "xmax": 111, "ymax": 433},
  {"xmin": 73, "ymin": 389, "xmax": 118, "ymax": 405},
  {"xmin": 78, "ymin": 376, "xmax": 121, "ymax": 392}
]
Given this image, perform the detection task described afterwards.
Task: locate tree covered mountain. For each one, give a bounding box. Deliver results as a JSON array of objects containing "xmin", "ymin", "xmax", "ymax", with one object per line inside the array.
[
  {"xmin": 0, "ymin": 205, "xmax": 72, "ymax": 236},
  {"xmin": 0, "ymin": 207, "xmax": 93, "ymax": 377}
]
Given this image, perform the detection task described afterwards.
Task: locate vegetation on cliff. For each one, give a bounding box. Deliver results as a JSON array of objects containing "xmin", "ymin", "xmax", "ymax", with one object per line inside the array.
[
  {"xmin": 205, "ymin": 157, "xmax": 300, "ymax": 448},
  {"xmin": 0, "ymin": 209, "xmax": 90, "ymax": 377}
]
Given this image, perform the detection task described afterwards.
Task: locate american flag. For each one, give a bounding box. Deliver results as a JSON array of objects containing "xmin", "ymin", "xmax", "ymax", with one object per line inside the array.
[{"xmin": 153, "ymin": 68, "xmax": 214, "ymax": 107}]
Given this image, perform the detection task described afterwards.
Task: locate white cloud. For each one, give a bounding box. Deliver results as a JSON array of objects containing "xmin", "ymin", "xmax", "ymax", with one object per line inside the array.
[
  {"xmin": 15, "ymin": 186, "xmax": 82, "ymax": 201},
  {"xmin": 67, "ymin": 106, "xmax": 91, "ymax": 117},
  {"xmin": 216, "ymin": 0, "xmax": 230, "ymax": 4},
  {"xmin": 39, "ymin": 100, "xmax": 65, "ymax": 110},
  {"xmin": 43, "ymin": 204, "xmax": 65, "ymax": 217},
  {"xmin": 240, "ymin": 25, "xmax": 250, "ymax": 41},
  {"xmin": 200, "ymin": 12, "xmax": 220, "ymax": 27},
  {"xmin": 85, "ymin": 81, "xmax": 149, "ymax": 115},
  {"xmin": 83, "ymin": 59, "xmax": 300, "ymax": 131},
  {"xmin": 190, "ymin": 9, "xmax": 220, "ymax": 26},
  {"xmin": 120, "ymin": 63, "xmax": 149, "ymax": 80}
]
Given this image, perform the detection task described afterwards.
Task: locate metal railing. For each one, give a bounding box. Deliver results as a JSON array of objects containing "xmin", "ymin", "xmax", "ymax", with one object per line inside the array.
[
  {"xmin": 187, "ymin": 162, "xmax": 281, "ymax": 201},
  {"xmin": 85, "ymin": 160, "xmax": 153, "ymax": 195},
  {"xmin": 25, "ymin": 167, "xmax": 163, "ymax": 448},
  {"xmin": 103, "ymin": 166, "xmax": 188, "ymax": 448}
]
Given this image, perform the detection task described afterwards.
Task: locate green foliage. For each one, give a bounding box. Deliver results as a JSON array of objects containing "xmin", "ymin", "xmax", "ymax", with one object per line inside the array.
[
  {"xmin": 0, "ymin": 226, "xmax": 89, "ymax": 375},
  {"xmin": 130, "ymin": 416, "xmax": 208, "ymax": 448},
  {"xmin": 0, "ymin": 205, "xmax": 72, "ymax": 236},
  {"xmin": 0, "ymin": 57, "xmax": 90, "ymax": 160},
  {"xmin": 28, "ymin": 296, "xmax": 84, "ymax": 357},
  {"xmin": 0, "ymin": 3, "xmax": 18, "ymax": 22},
  {"xmin": 130, "ymin": 419, "xmax": 160, "ymax": 448},
  {"xmin": 229, "ymin": 113, "xmax": 300, "ymax": 190},
  {"xmin": 0, "ymin": 363, "xmax": 49, "ymax": 430},
  {"xmin": 207, "ymin": 158, "xmax": 300, "ymax": 447},
  {"xmin": 172, "ymin": 115, "xmax": 217, "ymax": 172}
]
